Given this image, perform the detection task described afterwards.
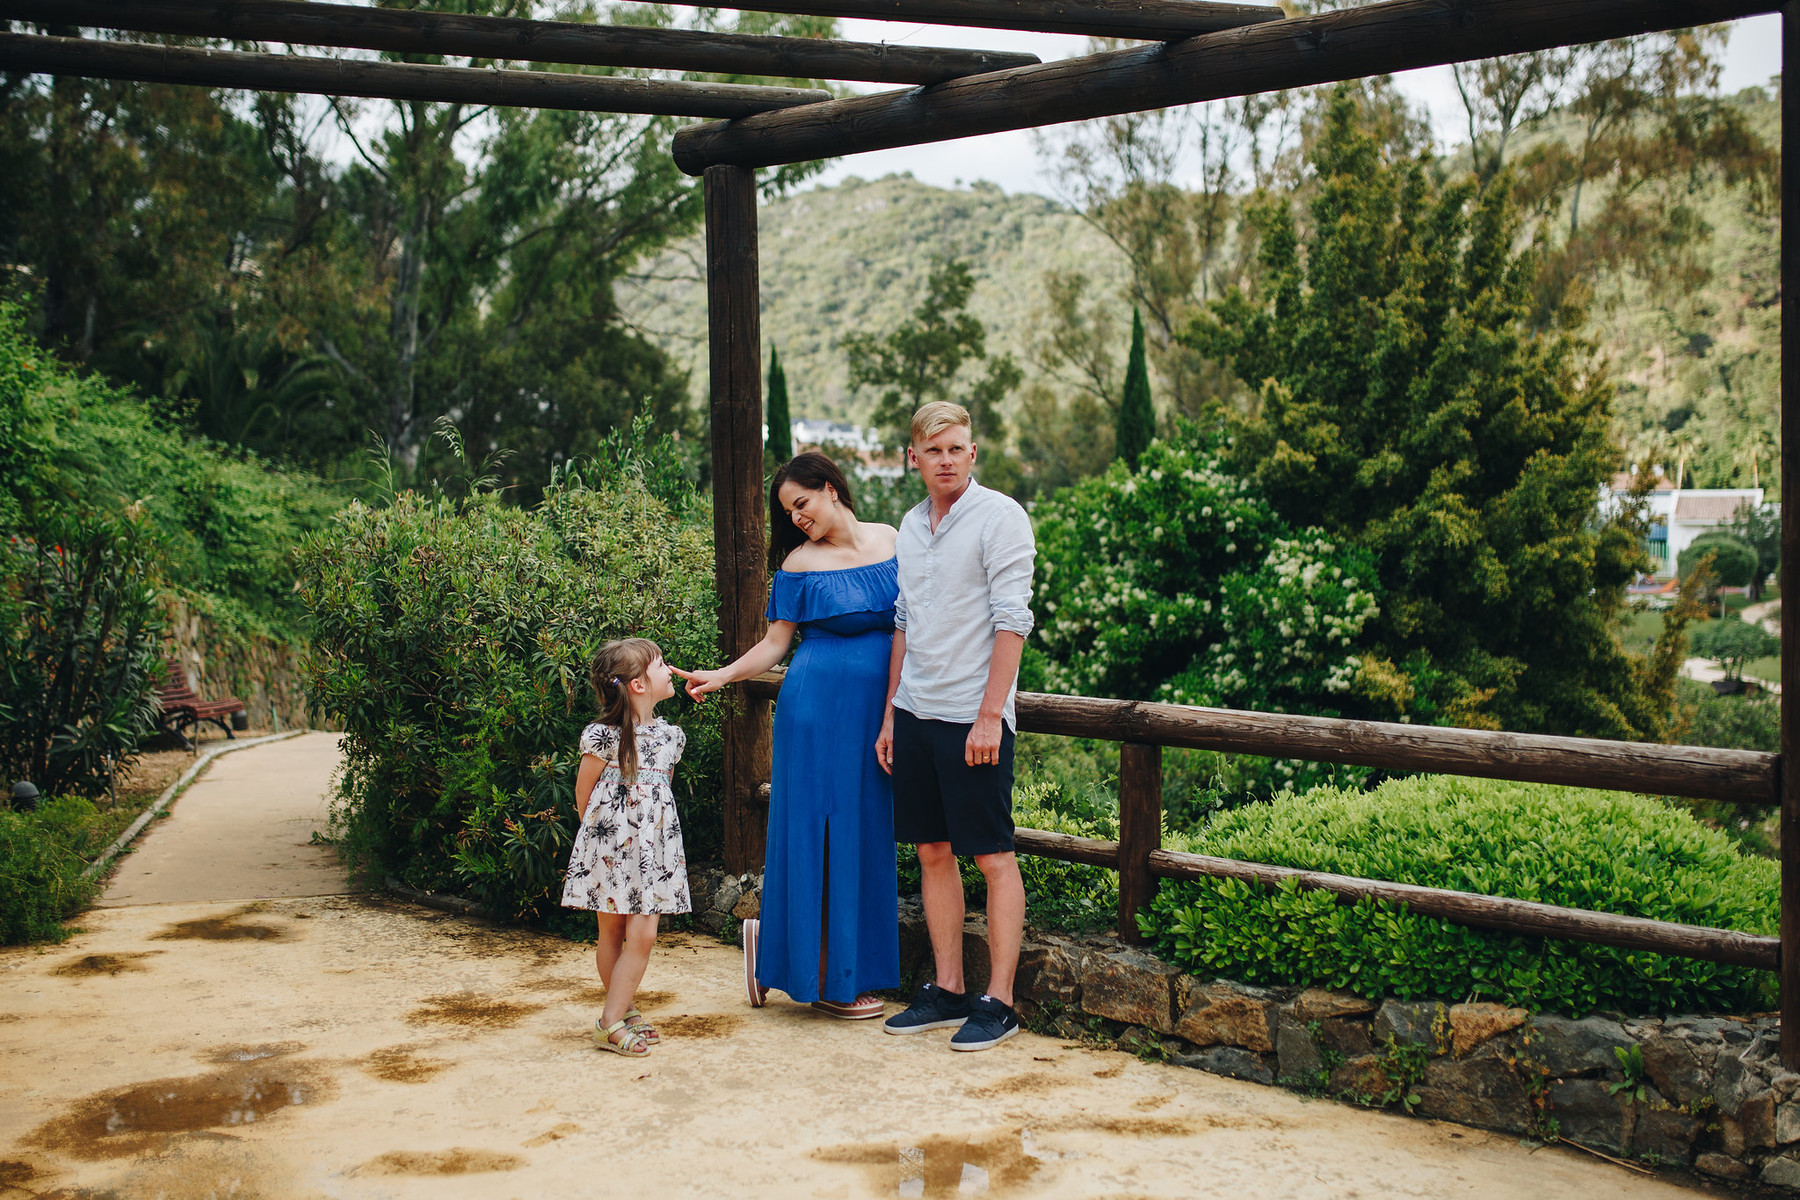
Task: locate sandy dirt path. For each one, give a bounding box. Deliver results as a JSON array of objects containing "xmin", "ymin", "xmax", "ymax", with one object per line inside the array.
[{"xmin": 0, "ymin": 737, "xmax": 1722, "ymax": 1199}]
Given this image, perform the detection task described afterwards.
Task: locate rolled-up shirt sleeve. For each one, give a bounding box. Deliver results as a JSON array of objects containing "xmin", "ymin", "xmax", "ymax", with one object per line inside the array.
[
  {"xmin": 982, "ymin": 506, "xmax": 1036, "ymax": 637},
  {"xmin": 893, "ymin": 582, "xmax": 909, "ymax": 631}
]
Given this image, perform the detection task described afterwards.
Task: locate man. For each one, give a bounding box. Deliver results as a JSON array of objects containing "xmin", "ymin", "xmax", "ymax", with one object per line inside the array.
[{"xmin": 875, "ymin": 400, "xmax": 1035, "ymax": 1052}]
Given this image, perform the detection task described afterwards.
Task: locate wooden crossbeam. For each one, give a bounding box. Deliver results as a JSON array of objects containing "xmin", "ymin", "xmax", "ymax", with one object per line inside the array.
[
  {"xmin": 661, "ymin": 0, "xmax": 1284, "ymax": 41},
  {"xmin": 0, "ymin": 31, "xmax": 833, "ymax": 117},
  {"xmin": 672, "ymin": 0, "xmax": 1777, "ymax": 172},
  {"xmin": 11, "ymin": 0, "xmax": 1040, "ymax": 86}
]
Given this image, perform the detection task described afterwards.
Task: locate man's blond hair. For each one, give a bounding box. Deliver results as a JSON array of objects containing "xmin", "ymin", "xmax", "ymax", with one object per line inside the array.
[{"xmin": 910, "ymin": 401, "xmax": 972, "ymax": 447}]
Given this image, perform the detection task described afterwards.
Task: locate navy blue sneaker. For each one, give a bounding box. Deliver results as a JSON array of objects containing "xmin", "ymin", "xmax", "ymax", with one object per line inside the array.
[
  {"xmin": 882, "ymin": 981, "xmax": 971, "ymax": 1035},
  {"xmin": 949, "ymin": 995, "xmax": 1020, "ymax": 1052}
]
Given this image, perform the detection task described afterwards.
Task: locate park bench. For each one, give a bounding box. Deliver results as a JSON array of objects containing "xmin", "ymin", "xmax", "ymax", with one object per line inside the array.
[{"xmin": 154, "ymin": 659, "xmax": 247, "ymax": 750}]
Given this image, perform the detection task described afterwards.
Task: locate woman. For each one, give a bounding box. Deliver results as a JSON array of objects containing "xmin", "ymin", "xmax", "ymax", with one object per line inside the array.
[{"xmin": 672, "ymin": 453, "xmax": 900, "ymax": 1018}]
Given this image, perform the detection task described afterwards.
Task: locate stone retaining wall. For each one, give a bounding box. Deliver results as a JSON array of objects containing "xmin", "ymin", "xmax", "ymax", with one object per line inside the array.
[
  {"xmin": 162, "ymin": 596, "xmax": 313, "ymax": 731},
  {"xmin": 688, "ymin": 866, "xmax": 1794, "ymax": 1188}
]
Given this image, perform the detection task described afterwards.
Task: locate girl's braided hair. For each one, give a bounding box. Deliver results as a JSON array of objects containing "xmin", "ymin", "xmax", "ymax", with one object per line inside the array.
[{"xmin": 588, "ymin": 637, "xmax": 661, "ymax": 782}]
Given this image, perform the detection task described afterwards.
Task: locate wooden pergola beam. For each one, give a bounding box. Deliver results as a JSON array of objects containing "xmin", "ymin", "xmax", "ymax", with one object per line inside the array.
[
  {"xmin": 14, "ymin": 0, "xmax": 1040, "ymax": 86},
  {"xmin": 0, "ymin": 31, "xmax": 833, "ymax": 118},
  {"xmin": 660, "ymin": 0, "xmax": 1283, "ymax": 42},
  {"xmin": 672, "ymin": 0, "xmax": 1776, "ymax": 173}
]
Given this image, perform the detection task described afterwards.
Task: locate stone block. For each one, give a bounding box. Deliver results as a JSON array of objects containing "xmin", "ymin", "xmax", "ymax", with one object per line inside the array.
[
  {"xmin": 1779, "ymin": 1101, "xmax": 1800, "ymax": 1145},
  {"xmin": 1694, "ymin": 1152, "xmax": 1753, "ymax": 1180},
  {"xmin": 731, "ymin": 888, "xmax": 761, "ymax": 921},
  {"xmin": 712, "ymin": 876, "xmax": 742, "ymax": 915},
  {"xmin": 1547, "ymin": 1079, "xmax": 1631, "ymax": 1155},
  {"xmin": 1277, "ymin": 1018, "xmax": 1323, "ymax": 1084},
  {"xmin": 1631, "ymin": 1106, "xmax": 1699, "ymax": 1165},
  {"xmin": 1288, "ymin": 988, "xmax": 1379, "ymax": 1023},
  {"xmin": 1525, "ymin": 1015, "xmax": 1634, "ymax": 1079},
  {"xmin": 1415, "ymin": 1056, "xmax": 1531, "ymax": 1135},
  {"xmin": 1316, "ymin": 1017, "xmax": 1375, "ymax": 1060},
  {"xmin": 1765, "ymin": 1154, "xmax": 1800, "ymax": 1190},
  {"xmin": 1640, "ymin": 1036, "xmax": 1714, "ymax": 1110},
  {"xmin": 960, "ymin": 917, "xmax": 991, "ymax": 999},
  {"xmin": 1329, "ymin": 1054, "xmax": 1395, "ymax": 1100},
  {"xmin": 1016, "ymin": 937, "xmax": 1082, "ymax": 1009},
  {"xmin": 1448, "ymin": 1003, "xmax": 1527, "ymax": 1058},
  {"xmin": 1172, "ymin": 979, "xmax": 1276, "ymax": 1053},
  {"xmin": 1373, "ymin": 1001, "xmax": 1443, "ymax": 1051},
  {"xmin": 1079, "ymin": 945, "xmax": 1180, "ymax": 1034},
  {"xmin": 1742, "ymin": 1092, "xmax": 1781, "ymax": 1151},
  {"xmin": 1174, "ymin": 1046, "xmax": 1276, "ymax": 1086}
]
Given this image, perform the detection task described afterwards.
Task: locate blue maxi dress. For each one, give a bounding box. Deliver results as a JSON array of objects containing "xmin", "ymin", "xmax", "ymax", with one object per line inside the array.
[{"xmin": 759, "ymin": 557, "xmax": 901, "ymax": 1004}]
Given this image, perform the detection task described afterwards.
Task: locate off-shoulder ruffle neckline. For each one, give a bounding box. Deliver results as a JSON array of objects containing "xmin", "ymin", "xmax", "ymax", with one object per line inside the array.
[{"xmin": 773, "ymin": 554, "xmax": 897, "ymax": 578}]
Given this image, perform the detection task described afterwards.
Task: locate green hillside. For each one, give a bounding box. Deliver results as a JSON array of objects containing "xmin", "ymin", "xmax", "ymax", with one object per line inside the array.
[{"xmin": 620, "ymin": 91, "xmax": 1778, "ymax": 489}]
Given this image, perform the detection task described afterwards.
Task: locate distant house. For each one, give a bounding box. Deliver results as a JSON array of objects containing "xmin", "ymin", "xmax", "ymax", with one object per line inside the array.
[
  {"xmin": 791, "ymin": 418, "xmax": 882, "ymax": 454},
  {"xmin": 1603, "ymin": 470, "xmax": 1762, "ymax": 578}
]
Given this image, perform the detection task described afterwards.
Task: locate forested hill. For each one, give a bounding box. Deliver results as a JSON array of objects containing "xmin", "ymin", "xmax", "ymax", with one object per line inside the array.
[
  {"xmin": 619, "ymin": 89, "xmax": 1778, "ymax": 490},
  {"xmin": 617, "ymin": 174, "xmax": 1132, "ymax": 425}
]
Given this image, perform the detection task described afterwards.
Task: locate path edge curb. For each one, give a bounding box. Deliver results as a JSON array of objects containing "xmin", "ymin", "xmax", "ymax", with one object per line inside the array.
[{"xmin": 81, "ymin": 729, "xmax": 310, "ymax": 882}]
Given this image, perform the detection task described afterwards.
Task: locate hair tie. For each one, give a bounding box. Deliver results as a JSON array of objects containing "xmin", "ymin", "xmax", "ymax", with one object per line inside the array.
[{"xmin": 611, "ymin": 676, "xmax": 622, "ymax": 686}]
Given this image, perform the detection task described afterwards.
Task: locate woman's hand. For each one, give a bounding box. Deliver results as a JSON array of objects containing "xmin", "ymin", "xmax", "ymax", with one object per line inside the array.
[{"xmin": 670, "ymin": 664, "xmax": 729, "ymax": 702}]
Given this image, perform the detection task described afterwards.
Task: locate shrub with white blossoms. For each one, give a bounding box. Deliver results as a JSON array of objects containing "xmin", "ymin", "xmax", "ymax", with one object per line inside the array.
[{"xmin": 1031, "ymin": 431, "xmax": 1383, "ymax": 795}]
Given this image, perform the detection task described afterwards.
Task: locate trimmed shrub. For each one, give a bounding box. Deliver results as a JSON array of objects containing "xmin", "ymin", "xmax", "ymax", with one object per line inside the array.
[
  {"xmin": 297, "ymin": 472, "xmax": 723, "ymax": 924},
  {"xmin": 1142, "ymin": 775, "xmax": 1777, "ymax": 1015},
  {"xmin": 1680, "ymin": 535, "xmax": 1759, "ymax": 590},
  {"xmin": 0, "ymin": 796, "xmax": 103, "ymax": 943},
  {"xmin": 1688, "ymin": 616, "xmax": 1779, "ymax": 681}
]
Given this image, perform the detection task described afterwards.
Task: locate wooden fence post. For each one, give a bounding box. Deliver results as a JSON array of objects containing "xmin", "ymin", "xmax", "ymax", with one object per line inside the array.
[
  {"xmin": 1781, "ymin": 0, "xmax": 1799, "ymax": 1073},
  {"xmin": 704, "ymin": 163, "xmax": 771, "ymax": 876},
  {"xmin": 1117, "ymin": 741, "xmax": 1162, "ymax": 944}
]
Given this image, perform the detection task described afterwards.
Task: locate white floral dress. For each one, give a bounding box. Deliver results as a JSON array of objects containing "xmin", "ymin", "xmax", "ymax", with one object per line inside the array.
[{"xmin": 561, "ymin": 718, "xmax": 691, "ymax": 915}]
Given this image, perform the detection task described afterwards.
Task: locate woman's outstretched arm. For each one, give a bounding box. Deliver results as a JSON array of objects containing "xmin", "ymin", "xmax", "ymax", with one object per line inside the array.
[{"xmin": 670, "ymin": 620, "xmax": 798, "ymax": 702}]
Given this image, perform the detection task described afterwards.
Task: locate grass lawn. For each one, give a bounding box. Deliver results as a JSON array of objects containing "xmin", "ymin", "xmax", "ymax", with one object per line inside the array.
[{"xmin": 1746, "ymin": 654, "xmax": 1781, "ymax": 682}]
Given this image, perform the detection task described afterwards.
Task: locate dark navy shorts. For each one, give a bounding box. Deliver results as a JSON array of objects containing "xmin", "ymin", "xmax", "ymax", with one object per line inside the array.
[{"xmin": 891, "ymin": 707, "xmax": 1016, "ymax": 855}]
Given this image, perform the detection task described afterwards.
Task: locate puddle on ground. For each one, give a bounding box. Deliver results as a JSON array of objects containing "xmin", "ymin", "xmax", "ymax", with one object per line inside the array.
[
  {"xmin": 966, "ymin": 1072, "xmax": 1070, "ymax": 1099},
  {"xmin": 153, "ymin": 908, "xmax": 291, "ymax": 942},
  {"xmin": 0, "ymin": 1159, "xmax": 39, "ymax": 1188},
  {"xmin": 652, "ymin": 1013, "xmax": 744, "ymax": 1040},
  {"xmin": 352, "ymin": 1149, "xmax": 524, "ymax": 1176},
  {"xmin": 25, "ymin": 1061, "xmax": 336, "ymax": 1160},
  {"xmin": 521, "ymin": 1122, "xmax": 581, "ymax": 1148},
  {"xmin": 50, "ymin": 951, "xmax": 162, "ymax": 977},
  {"xmin": 203, "ymin": 1042, "xmax": 306, "ymax": 1065},
  {"xmin": 533, "ymin": 979, "xmax": 678, "ymax": 1008},
  {"xmin": 362, "ymin": 1046, "xmax": 455, "ymax": 1084},
  {"xmin": 405, "ymin": 992, "xmax": 544, "ymax": 1030},
  {"xmin": 816, "ymin": 1128, "xmax": 1046, "ymax": 1197}
]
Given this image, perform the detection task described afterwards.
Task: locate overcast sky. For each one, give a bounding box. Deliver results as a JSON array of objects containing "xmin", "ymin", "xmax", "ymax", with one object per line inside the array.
[{"xmin": 801, "ymin": 13, "xmax": 1783, "ymax": 197}]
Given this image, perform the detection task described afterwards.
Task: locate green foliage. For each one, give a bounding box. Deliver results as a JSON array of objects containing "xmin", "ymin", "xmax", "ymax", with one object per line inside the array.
[
  {"xmin": 1687, "ymin": 615, "xmax": 1779, "ymax": 680},
  {"xmin": 1115, "ymin": 309, "xmax": 1154, "ymax": 468},
  {"xmin": 1187, "ymin": 88, "xmax": 1658, "ymax": 739},
  {"xmin": 1142, "ymin": 775, "xmax": 1778, "ymax": 1015},
  {"xmin": 842, "ymin": 258, "xmax": 1021, "ymax": 454},
  {"xmin": 0, "ymin": 510, "xmax": 163, "ymax": 797},
  {"xmin": 0, "ymin": 795, "xmax": 104, "ymax": 944},
  {"xmin": 1680, "ymin": 534, "xmax": 1759, "ymax": 590},
  {"xmin": 1723, "ymin": 503, "xmax": 1780, "ymax": 590},
  {"xmin": 766, "ymin": 347, "xmax": 794, "ymax": 463},
  {"xmin": 297, "ymin": 467, "xmax": 722, "ymax": 922},
  {"xmin": 1677, "ymin": 676, "xmax": 1778, "ymax": 753}
]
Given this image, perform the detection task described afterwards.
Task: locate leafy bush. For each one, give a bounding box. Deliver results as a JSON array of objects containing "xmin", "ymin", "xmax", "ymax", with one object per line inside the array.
[
  {"xmin": 1688, "ymin": 615, "xmax": 1779, "ymax": 680},
  {"xmin": 1680, "ymin": 535, "xmax": 1759, "ymax": 590},
  {"xmin": 1142, "ymin": 775, "xmax": 1777, "ymax": 1015},
  {"xmin": 1678, "ymin": 677, "xmax": 1779, "ymax": 753},
  {"xmin": 0, "ymin": 795, "xmax": 104, "ymax": 943},
  {"xmin": 298, "ymin": 470, "xmax": 723, "ymax": 923},
  {"xmin": 0, "ymin": 510, "xmax": 163, "ymax": 797}
]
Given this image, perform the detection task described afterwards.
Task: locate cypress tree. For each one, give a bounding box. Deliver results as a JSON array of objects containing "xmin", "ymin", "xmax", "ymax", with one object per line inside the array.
[
  {"xmin": 766, "ymin": 346, "xmax": 793, "ymax": 462},
  {"xmin": 1116, "ymin": 308, "xmax": 1154, "ymax": 468}
]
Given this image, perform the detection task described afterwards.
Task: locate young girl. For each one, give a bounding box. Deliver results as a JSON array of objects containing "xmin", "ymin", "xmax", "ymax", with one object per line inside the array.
[{"xmin": 561, "ymin": 637, "xmax": 690, "ymax": 1057}]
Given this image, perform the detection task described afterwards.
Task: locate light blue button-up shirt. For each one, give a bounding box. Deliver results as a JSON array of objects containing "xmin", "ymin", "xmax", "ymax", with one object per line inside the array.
[{"xmin": 893, "ymin": 478, "xmax": 1036, "ymax": 728}]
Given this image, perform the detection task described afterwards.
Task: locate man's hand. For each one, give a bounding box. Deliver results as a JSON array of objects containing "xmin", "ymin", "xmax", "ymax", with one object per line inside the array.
[
  {"xmin": 876, "ymin": 709, "xmax": 896, "ymax": 776},
  {"xmin": 965, "ymin": 714, "xmax": 1004, "ymax": 767}
]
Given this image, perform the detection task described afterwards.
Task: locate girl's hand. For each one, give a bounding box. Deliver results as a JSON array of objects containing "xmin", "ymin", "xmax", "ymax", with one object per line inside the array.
[{"xmin": 669, "ymin": 664, "xmax": 728, "ymax": 702}]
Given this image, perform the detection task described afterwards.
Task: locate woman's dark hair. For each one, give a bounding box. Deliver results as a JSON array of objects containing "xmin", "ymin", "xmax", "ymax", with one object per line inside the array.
[{"xmin": 768, "ymin": 452, "xmax": 856, "ymax": 572}]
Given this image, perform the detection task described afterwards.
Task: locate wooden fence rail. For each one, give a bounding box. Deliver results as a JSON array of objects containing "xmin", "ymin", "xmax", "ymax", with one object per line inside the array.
[{"xmin": 744, "ymin": 670, "xmax": 1778, "ymax": 968}]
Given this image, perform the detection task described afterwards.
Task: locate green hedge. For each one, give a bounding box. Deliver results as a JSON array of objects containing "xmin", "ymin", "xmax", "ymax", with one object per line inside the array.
[
  {"xmin": 1142, "ymin": 775, "xmax": 1778, "ymax": 1015},
  {"xmin": 297, "ymin": 472, "xmax": 722, "ymax": 924},
  {"xmin": 0, "ymin": 796, "xmax": 104, "ymax": 943}
]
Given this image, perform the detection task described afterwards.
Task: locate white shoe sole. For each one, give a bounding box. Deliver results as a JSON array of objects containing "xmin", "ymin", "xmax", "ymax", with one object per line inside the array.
[
  {"xmin": 742, "ymin": 919, "xmax": 766, "ymax": 1007},
  {"xmin": 950, "ymin": 1023, "xmax": 1021, "ymax": 1052},
  {"xmin": 881, "ymin": 1015, "xmax": 969, "ymax": 1035}
]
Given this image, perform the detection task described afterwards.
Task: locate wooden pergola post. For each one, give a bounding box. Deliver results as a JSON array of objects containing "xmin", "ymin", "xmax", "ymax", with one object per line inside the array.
[
  {"xmin": 705, "ymin": 163, "xmax": 772, "ymax": 876},
  {"xmin": 1781, "ymin": 0, "xmax": 1799, "ymax": 1072}
]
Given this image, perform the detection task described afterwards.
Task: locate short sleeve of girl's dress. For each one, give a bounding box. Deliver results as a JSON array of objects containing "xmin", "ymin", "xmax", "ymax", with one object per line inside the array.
[
  {"xmin": 671, "ymin": 723, "xmax": 687, "ymax": 759},
  {"xmin": 580, "ymin": 723, "xmax": 619, "ymax": 761}
]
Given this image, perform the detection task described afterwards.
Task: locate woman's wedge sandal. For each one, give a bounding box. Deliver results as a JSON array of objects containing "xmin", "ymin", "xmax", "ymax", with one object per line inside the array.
[
  {"xmin": 624, "ymin": 1008, "xmax": 660, "ymax": 1045},
  {"xmin": 594, "ymin": 1018, "xmax": 651, "ymax": 1057}
]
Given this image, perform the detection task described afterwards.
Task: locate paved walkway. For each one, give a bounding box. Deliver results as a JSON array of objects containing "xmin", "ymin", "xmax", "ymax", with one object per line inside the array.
[{"xmin": 0, "ymin": 737, "xmax": 1718, "ymax": 1198}]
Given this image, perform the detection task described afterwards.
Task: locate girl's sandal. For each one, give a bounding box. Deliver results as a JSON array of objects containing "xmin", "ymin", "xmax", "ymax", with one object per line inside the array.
[
  {"xmin": 594, "ymin": 1018, "xmax": 651, "ymax": 1057},
  {"xmin": 624, "ymin": 1008, "xmax": 661, "ymax": 1045}
]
